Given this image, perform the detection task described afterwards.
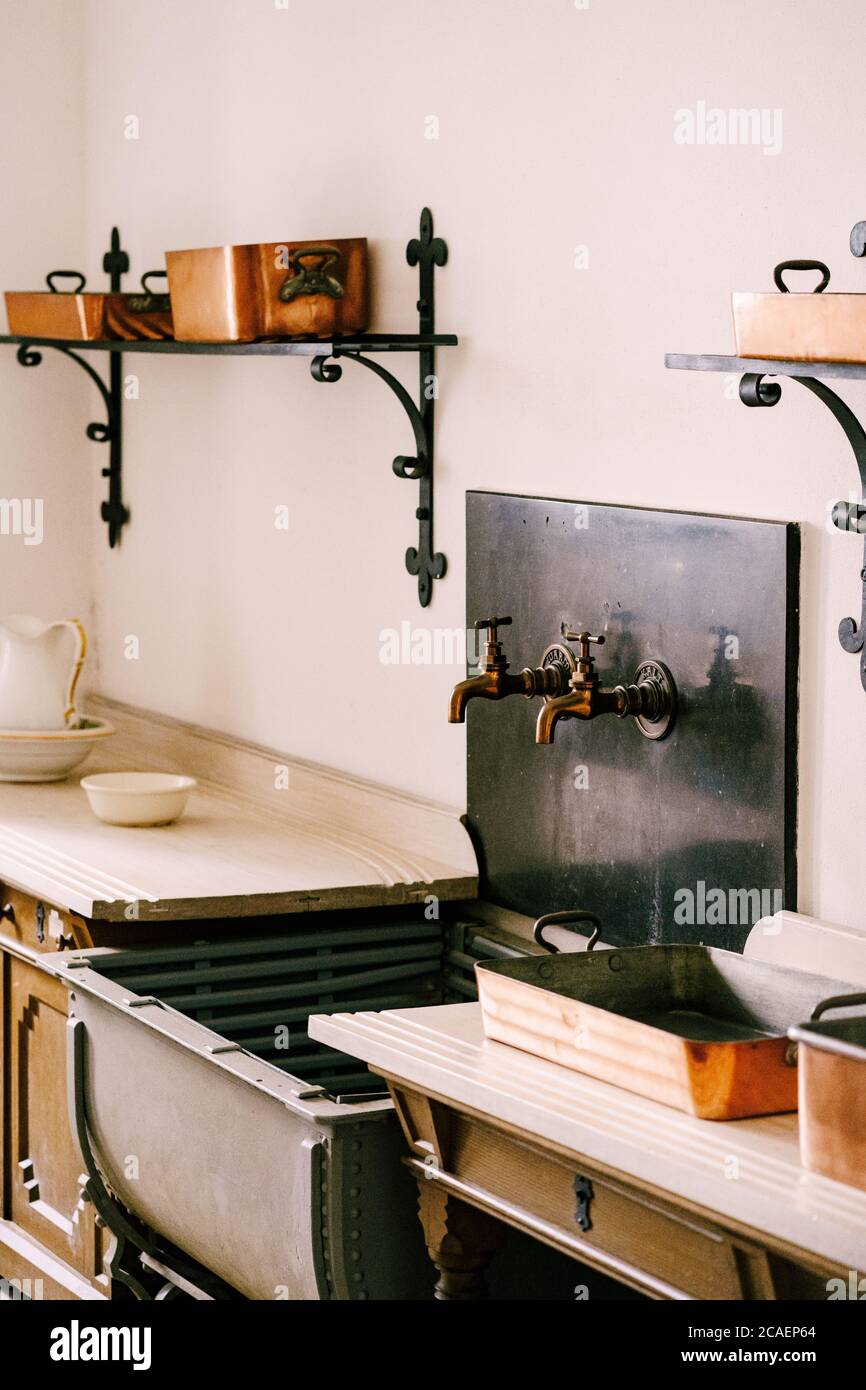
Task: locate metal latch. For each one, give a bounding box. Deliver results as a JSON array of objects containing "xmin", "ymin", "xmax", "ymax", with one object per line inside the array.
[
  {"xmin": 288, "ymin": 1084, "xmax": 390, "ymax": 1105},
  {"xmin": 573, "ymin": 1174, "xmax": 594, "ymax": 1232}
]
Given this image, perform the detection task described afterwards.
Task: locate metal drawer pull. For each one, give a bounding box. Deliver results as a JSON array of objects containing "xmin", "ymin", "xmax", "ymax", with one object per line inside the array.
[{"xmin": 0, "ymin": 902, "xmax": 15, "ymax": 924}]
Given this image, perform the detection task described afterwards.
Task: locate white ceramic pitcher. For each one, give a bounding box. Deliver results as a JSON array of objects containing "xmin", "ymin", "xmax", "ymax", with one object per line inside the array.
[{"xmin": 0, "ymin": 616, "xmax": 87, "ymax": 730}]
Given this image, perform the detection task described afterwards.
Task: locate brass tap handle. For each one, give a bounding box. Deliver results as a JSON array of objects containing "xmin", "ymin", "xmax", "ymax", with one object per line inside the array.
[
  {"xmin": 474, "ymin": 615, "xmax": 512, "ymax": 672},
  {"xmin": 474, "ymin": 616, "xmax": 512, "ymax": 642},
  {"xmin": 561, "ymin": 627, "xmax": 605, "ymax": 679},
  {"xmin": 561, "ymin": 626, "xmax": 605, "ymax": 653}
]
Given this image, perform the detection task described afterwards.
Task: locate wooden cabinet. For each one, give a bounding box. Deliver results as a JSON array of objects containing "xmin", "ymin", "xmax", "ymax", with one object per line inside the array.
[{"xmin": 0, "ymin": 883, "xmax": 109, "ymax": 1299}]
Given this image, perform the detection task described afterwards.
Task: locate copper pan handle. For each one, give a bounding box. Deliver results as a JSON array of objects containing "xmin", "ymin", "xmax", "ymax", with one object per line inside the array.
[
  {"xmin": 773, "ymin": 259, "xmax": 830, "ymax": 294},
  {"xmin": 810, "ymin": 990, "xmax": 866, "ymax": 1021},
  {"xmin": 533, "ymin": 909, "xmax": 602, "ymax": 954},
  {"xmin": 279, "ymin": 245, "xmax": 344, "ymax": 303},
  {"xmin": 46, "ymin": 270, "xmax": 86, "ymax": 294},
  {"xmin": 292, "ymin": 245, "xmax": 341, "ymax": 269},
  {"xmin": 140, "ymin": 270, "xmax": 168, "ymax": 294}
]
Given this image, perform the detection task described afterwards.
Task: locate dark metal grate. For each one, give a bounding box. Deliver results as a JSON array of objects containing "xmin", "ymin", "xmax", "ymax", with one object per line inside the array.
[
  {"xmin": 94, "ymin": 917, "xmax": 444, "ymax": 1095},
  {"xmin": 89, "ymin": 916, "xmax": 525, "ymax": 1096}
]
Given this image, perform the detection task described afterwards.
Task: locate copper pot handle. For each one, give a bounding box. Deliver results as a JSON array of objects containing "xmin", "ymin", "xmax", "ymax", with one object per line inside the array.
[
  {"xmin": 810, "ymin": 990, "xmax": 866, "ymax": 1021},
  {"xmin": 46, "ymin": 270, "xmax": 86, "ymax": 294},
  {"xmin": 773, "ymin": 259, "xmax": 830, "ymax": 294},
  {"xmin": 279, "ymin": 245, "xmax": 344, "ymax": 303},
  {"xmin": 533, "ymin": 909, "xmax": 602, "ymax": 954},
  {"xmin": 140, "ymin": 270, "xmax": 168, "ymax": 294},
  {"xmin": 292, "ymin": 245, "xmax": 341, "ymax": 270}
]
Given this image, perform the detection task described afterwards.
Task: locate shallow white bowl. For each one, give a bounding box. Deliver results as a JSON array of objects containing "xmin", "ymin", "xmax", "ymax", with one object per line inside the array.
[
  {"xmin": 80, "ymin": 772, "xmax": 196, "ymax": 827},
  {"xmin": 0, "ymin": 717, "xmax": 115, "ymax": 782}
]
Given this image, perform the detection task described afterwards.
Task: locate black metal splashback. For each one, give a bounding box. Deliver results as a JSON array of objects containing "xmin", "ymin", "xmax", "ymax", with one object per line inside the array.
[{"xmin": 465, "ymin": 492, "xmax": 799, "ymax": 951}]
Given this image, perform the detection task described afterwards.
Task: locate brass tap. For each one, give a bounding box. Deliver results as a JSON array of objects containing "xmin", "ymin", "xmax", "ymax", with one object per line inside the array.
[
  {"xmin": 535, "ymin": 628, "xmax": 676, "ymax": 744},
  {"xmin": 448, "ymin": 617, "xmax": 565, "ymax": 723}
]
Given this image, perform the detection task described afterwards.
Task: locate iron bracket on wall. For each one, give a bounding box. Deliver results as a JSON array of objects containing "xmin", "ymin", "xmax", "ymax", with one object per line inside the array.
[
  {"xmin": 740, "ymin": 370, "xmax": 866, "ymax": 691},
  {"xmin": 16, "ymin": 227, "xmax": 130, "ymax": 548},
  {"xmin": 736, "ymin": 216, "xmax": 866, "ymax": 695},
  {"xmin": 311, "ymin": 208, "xmax": 449, "ymax": 607}
]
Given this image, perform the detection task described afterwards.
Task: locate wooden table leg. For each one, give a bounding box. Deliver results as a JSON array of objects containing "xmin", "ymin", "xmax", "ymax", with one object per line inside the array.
[{"xmin": 416, "ymin": 1178, "xmax": 501, "ymax": 1300}]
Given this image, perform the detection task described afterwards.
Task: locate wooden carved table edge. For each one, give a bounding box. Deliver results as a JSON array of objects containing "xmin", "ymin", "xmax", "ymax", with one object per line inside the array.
[{"xmin": 378, "ymin": 1069, "xmax": 848, "ymax": 1303}]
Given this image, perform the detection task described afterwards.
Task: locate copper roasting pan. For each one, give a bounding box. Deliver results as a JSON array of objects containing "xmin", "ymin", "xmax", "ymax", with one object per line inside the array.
[
  {"xmin": 732, "ymin": 256, "xmax": 866, "ymax": 364},
  {"xmin": 789, "ymin": 993, "xmax": 866, "ymax": 1191},
  {"xmin": 165, "ymin": 237, "xmax": 368, "ymax": 342},
  {"xmin": 6, "ymin": 271, "xmax": 107, "ymax": 339},
  {"xmin": 104, "ymin": 270, "xmax": 173, "ymax": 340},
  {"xmin": 476, "ymin": 943, "xmax": 859, "ymax": 1120},
  {"xmin": 5, "ymin": 269, "xmax": 173, "ymax": 340}
]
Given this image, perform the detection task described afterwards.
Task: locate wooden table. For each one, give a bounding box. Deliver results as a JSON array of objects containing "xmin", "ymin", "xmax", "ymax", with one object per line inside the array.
[{"xmin": 310, "ymin": 1002, "xmax": 866, "ymax": 1301}]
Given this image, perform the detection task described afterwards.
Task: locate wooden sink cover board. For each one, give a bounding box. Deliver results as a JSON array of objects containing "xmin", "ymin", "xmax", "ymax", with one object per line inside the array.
[{"xmin": 0, "ymin": 697, "xmax": 477, "ymax": 921}]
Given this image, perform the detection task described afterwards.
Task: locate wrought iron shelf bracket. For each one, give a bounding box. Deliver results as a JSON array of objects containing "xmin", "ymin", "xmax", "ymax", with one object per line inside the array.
[
  {"xmin": 737, "ymin": 371, "xmax": 866, "ymax": 692},
  {"xmin": 309, "ymin": 208, "xmax": 449, "ymax": 606},
  {"xmin": 14, "ymin": 227, "xmax": 129, "ymax": 547},
  {"xmin": 0, "ymin": 210, "xmax": 455, "ymax": 603},
  {"xmin": 667, "ymin": 352, "xmax": 866, "ymax": 694},
  {"xmin": 666, "ymin": 323, "xmax": 866, "ymax": 691},
  {"xmin": 664, "ymin": 220, "xmax": 866, "ymax": 694}
]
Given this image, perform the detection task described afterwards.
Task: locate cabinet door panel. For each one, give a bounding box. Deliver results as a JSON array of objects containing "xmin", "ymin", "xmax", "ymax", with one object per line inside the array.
[{"xmin": 6, "ymin": 953, "xmax": 104, "ymax": 1283}]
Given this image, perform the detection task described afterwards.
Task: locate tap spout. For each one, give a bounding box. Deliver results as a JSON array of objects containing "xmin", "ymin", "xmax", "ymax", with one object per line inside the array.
[
  {"xmin": 535, "ymin": 684, "xmax": 627, "ymax": 744},
  {"xmin": 448, "ymin": 665, "xmax": 562, "ymax": 723}
]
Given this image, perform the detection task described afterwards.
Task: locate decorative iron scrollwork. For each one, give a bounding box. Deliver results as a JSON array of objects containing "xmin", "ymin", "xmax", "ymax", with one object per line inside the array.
[
  {"xmin": 15, "ymin": 227, "xmax": 130, "ymax": 548},
  {"xmin": 738, "ymin": 373, "xmax": 781, "ymax": 408},
  {"xmin": 309, "ymin": 208, "xmax": 449, "ymax": 606},
  {"xmin": 739, "ymin": 370, "xmax": 866, "ymax": 693}
]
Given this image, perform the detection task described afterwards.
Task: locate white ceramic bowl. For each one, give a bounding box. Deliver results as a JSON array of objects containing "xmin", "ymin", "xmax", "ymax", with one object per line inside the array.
[
  {"xmin": 0, "ymin": 717, "xmax": 115, "ymax": 782},
  {"xmin": 80, "ymin": 772, "xmax": 196, "ymax": 827}
]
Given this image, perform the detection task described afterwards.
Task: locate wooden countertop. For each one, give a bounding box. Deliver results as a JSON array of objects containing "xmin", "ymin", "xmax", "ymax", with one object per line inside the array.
[
  {"xmin": 309, "ymin": 1000, "xmax": 866, "ymax": 1273},
  {"xmin": 0, "ymin": 698, "xmax": 477, "ymax": 921}
]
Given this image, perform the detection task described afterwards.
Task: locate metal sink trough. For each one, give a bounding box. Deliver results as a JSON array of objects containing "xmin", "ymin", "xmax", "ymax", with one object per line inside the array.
[{"xmin": 45, "ymin": 912, "xmax": 516, "ymax": 1300}]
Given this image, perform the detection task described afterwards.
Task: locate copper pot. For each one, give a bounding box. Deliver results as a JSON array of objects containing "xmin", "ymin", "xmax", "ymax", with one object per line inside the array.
[
  {"xmin": 789, "ymin": 993, "xmax": 866, "ymax": 1190},
  {"xmin": 6, "ymin": 268, "xmax": 174, "ymax": 341},
  {"xmin": 5, "ymin": 270, "xmax": 107, "ymax": 340},
  {"xmin": 104, "ymin": 270, "xmax": 173, "ymax": 340},
  {"xmin": 732, "ymin": 257, "xmax": 866, "ymax": 364},
  {"xmin": 165, "ymin": 237, "xmax": 368, "ymax": 342}
]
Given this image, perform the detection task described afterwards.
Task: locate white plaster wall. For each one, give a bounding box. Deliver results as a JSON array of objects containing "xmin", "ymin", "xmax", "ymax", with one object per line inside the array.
[
  {"xmin": 38, "ymin": 0, "xmax": 866, "ymax": 928},
  {"xmin": 0, "ymin": 0, "xmax": 92, "ymax": 630}
]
